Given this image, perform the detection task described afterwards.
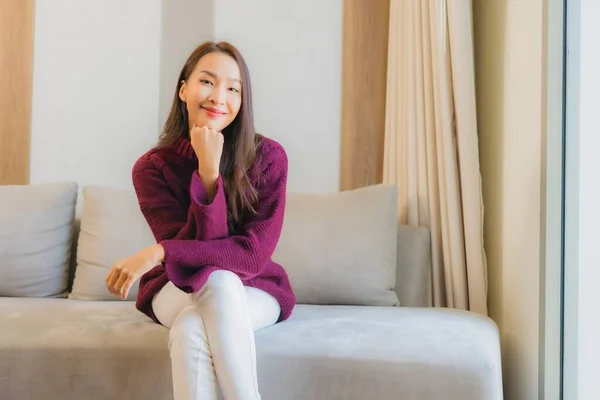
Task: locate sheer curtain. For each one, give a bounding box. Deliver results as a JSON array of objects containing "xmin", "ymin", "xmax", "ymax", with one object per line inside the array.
[{"xmin": 383, "ymin": 0, "xmax": 487, "ymax": 315}]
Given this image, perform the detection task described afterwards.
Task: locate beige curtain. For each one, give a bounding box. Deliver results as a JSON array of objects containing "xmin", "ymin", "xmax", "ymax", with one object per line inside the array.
[{"xmin": 383, "ymin": 0, "xmax": 488, "ymax": 315}]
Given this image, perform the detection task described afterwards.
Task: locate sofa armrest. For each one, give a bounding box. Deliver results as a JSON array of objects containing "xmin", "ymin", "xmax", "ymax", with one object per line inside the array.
[{"xmin": 395, "ymin": 225, "xmax": 432, "ymax": 307}]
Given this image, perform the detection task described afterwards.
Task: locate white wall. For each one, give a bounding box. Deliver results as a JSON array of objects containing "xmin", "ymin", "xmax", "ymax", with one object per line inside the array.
[
  {"xmin": 30, "ymin": 0, "xmax": 161, "ymax": 190},
  {"xmin": 564, "ymin": 1, "xmax": 600, "ymax": 399},
  {"xmin": 30, "ymin": 0, "xmax": 343, "ymax": 194},
  {"xmin": 159, "ymin": 0, "xmax": 214, "ymax": 127},
  {"xmin": 214, "ymin": 0, "xmax": 343, "ymax": 193}
]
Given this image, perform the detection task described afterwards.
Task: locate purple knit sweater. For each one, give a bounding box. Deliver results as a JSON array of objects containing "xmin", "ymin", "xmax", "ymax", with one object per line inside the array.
[{"xmin": 131, "ymin": 135, "xmax": 296, "ymax": 325}]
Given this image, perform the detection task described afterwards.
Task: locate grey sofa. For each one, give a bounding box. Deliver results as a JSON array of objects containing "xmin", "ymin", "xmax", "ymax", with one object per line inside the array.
[{"xmin": 0, "ymin": 182, "xmax": 503, "ymax": 400}]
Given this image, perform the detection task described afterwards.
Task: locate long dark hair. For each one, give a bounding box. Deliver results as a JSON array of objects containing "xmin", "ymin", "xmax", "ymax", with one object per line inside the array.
[{"xmin": 159, "ymin": 41, "xmax": 259, "ymax": 226}]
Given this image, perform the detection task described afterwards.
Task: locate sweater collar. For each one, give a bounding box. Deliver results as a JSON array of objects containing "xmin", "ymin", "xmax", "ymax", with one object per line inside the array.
[{"xmin": 174, "ymin": 136, "xmax": 196, "ymax": 160}]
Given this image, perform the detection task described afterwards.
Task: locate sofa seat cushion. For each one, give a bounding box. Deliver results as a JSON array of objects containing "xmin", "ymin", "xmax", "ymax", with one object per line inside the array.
[
  {"xmin": 257, "ymin": 305, "xmax": 503, "ymax": 400},
  {"xmin": 0, "ymin": 299, "xmax": 502, "ymax": 400},
  {"xmin": 0, "ymin": 297, "xmax": 171, "ymax": 400}
]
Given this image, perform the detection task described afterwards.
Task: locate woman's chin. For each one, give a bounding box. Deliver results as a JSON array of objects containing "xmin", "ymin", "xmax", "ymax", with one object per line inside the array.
[{"xmin": 192, "ymin": 116, "xmax": 227, "ymax": 131}]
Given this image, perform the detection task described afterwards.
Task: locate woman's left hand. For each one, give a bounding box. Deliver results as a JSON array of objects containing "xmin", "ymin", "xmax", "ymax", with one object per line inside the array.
[{"xmin": 105, "ymin": 244, "xmax": 164, "ymax": 300}]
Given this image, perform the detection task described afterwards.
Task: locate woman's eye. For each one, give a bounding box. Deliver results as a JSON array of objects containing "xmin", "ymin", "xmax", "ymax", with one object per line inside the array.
[
  {"xmin": 200, "ymin": 79, "xmax": 213, "ymax": 85},
  {"xmin": 229, "ymin": 87, "xmax": 240, "ymax": 93}
]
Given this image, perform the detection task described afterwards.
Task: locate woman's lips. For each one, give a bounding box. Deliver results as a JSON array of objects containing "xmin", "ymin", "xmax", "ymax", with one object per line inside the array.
[{"xmin": 201, "ymin": 106, "xmax": 226, "ymax": 119}]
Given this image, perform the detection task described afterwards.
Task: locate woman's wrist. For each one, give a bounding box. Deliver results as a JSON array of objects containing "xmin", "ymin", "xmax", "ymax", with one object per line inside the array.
[
  {"xmin": 198, "ymin": 167, "xmax": 219, "ymax": 183},
  {"xmin": 197, "ymin": 168, "xmax": 219, "ymax": 202},
  {"xmin": 149, "ymin": 243, "xmax": 165, "ymax": 264}
]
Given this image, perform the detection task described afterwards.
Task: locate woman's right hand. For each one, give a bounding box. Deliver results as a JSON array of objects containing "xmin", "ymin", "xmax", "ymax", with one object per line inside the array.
[{"xmin": 190, "ymin": 124, "xmax": 224, "ymax": 180}]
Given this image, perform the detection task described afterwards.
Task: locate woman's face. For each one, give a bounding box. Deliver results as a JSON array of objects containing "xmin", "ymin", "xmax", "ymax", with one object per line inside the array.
[{"xmin": 179, "ymin": 52, "xmax": 242, "ymax": 132}]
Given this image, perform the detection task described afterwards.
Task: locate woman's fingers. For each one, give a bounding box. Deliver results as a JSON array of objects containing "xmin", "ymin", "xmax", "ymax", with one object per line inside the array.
[
  {"xmin": 114, "ymin": 271, "xmax": 129, "ymax": 298},
  {"xmin": 108, "ymin": 273, "xmax": 119, "ymax": 296},
  {"xmin": 105, "ymin": 256, "xmax": 148, "ymax": 299},
  {"xmin": 105, "ymin": 268, "xmax": 114, "ymax": 286},
  {"xmin": 107, "ymin": 262, "xmax": 124, "ymax": 296},
  {"xmin": 120, "ymin": 276, "xmax": 136, "ymax": 300}
]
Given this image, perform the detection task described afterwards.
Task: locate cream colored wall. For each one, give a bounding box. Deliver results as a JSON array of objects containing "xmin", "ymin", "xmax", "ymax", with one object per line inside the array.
[{"xmin": 474, "ymin": 0, "xmax": 545, "ymax": 399}]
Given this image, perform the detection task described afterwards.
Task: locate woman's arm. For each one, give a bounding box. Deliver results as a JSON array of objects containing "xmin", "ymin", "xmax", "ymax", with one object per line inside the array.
[
  {"xmin": 132, "ymin": 154, "xmax": 229, "ymax": 242},
  {"xmin": 107, "ymin": 150, "xmax": 230, "ymax": 300},
  {"xmin": 159, "ymin": 144, "xmax": 288, "ymax": 286}
]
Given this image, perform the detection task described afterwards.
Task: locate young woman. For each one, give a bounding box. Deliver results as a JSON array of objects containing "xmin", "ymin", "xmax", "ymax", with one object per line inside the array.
[{"xmin": 105, "ymin": 41, "xmax": 296, "ymax": 400}]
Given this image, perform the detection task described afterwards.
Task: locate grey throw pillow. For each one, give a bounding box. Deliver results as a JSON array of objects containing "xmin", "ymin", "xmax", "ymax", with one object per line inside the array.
[
  {"xmin": 69, "ymin": 185, "xmax": 156, "ymax": 301},
  {"xmin": 273, "ymin": 184, "xmax": 400, "ymax": 306},
  {"xmin": 0, "ymin": 182, "xmax": 78, "ymax": 297}
]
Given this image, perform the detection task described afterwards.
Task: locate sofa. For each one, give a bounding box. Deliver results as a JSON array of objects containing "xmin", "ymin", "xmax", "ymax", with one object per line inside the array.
[{"xmin": 0, "ymin": 182, "xmax": 503, "ymax": 400}]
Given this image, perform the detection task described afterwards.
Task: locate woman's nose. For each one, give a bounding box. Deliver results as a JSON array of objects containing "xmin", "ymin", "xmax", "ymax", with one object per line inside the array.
[{"xmin": 208, "ymin": 86, "xmax": 226, "ymax": 105}]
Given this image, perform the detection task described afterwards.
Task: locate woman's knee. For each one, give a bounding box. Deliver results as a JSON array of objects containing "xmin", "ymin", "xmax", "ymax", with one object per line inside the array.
[
  {"xmin": 191, "ymin": 270, "xmax": 245, "ymax": 312},
  {"xmin": 207, "ymin": 270, "xmax": 243, "ymax": 288},
  {"xmin": 197, "ymin": 270, "xmax": 243, "ymax": 297}
]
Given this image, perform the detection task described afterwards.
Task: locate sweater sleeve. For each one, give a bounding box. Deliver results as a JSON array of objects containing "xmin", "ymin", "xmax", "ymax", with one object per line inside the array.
[
  {"xmin": 159, "ymin": 144, "xmax": 288, "ymax": 284},
  {"xmin": 132, "ymin": 154, "xmax": 229, "ymax": 242}
]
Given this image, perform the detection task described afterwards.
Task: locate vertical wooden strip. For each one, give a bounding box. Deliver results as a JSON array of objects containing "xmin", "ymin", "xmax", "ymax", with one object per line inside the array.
[
  {"xmin": 340, "ymin": 0, "xmax": 390, "ymax": 190},
  {"xmin": 0, "ymin": 0, "xmax": 34, "ymax": 185}
]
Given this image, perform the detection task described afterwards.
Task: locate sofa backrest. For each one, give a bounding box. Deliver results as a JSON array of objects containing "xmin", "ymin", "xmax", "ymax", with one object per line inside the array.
[
  {"xmin": 395, "ymin": 225, "xmax": 432, "ymax": 307},
  {"xmin": 66, "ymin": 184, "xmax": 433, "ymax": 307},
  {"xmin": 3, "ymin": 181, "xmax": 432, "ymax": 307},
  {"xmin": 66, "ymin": 222, "xmax": 433, "ymax": 307}
]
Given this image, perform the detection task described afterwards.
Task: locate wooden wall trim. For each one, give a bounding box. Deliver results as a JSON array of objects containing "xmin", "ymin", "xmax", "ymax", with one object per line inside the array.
[
  {"xmin": 340, "ymin": 0, "xmax": 390, "ymax": 191},
  {"xmin": 0, "ymin": 0, "xmax": 34, "ymax": 185}
]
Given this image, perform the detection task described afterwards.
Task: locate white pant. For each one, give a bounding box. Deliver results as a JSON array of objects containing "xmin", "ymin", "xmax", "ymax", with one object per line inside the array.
[{"xmin": 152, "ymin": 270, "xmax": 281, "ymax": 400}]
